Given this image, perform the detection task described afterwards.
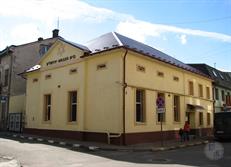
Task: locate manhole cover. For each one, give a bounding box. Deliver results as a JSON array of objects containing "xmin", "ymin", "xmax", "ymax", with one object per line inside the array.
[{"xmin": 148, "ymin": 158, "xmax": 170, "ymax": 162}]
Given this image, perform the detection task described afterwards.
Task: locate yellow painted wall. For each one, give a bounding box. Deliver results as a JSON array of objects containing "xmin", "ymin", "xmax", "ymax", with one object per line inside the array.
[
  {"xmin": 25, "ymin": 41, "xmax": 124, "ymax": 134},
  {"xmin": 25, "ymin": 41, "xmax": 213, "ymax": 135},
  {"xmin": 124, "ymin": 51, "xmax": 213, "ymax": 133},
  {"xmin": 9, "ymin": 94, "xmax": 26, "ymax": 113}
]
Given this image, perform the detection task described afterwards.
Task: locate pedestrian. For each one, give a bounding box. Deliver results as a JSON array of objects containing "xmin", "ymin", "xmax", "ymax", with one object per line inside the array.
[
  {"xmin": 184, "ymin": 121, "xmax": 190, "ymax": 141},
  {"xmin": 178, "ymin": 128, "xmax": 184, "ymax": 142}
]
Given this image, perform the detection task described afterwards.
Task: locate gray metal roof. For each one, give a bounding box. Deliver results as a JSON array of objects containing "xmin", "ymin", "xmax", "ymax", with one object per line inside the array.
[
  {"xmin": 60, "ymin": 38, "xmax": 90, "ymax": 52},
  {"xmin": 86, "ymin": 32, "xmax": 209, "ymax": 78},
  {"xmin": 189, "ymin": 64, "xmax": 231, "ymax": 89}
]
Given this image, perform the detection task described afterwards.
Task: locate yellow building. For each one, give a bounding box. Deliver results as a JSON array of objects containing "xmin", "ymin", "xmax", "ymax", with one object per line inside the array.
[{"xmin": 24, "ymin": 32, "xmax": 213, "ymax": 145}]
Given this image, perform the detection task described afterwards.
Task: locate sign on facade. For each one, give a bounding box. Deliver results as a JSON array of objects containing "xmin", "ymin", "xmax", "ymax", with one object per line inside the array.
[
  {"xmin": 1, "ymin": 96, "xmax": 7, "ymax": 103},
  {"xmin": 156, "ymin": 96, "xmax": 165, "ymax": 113}
]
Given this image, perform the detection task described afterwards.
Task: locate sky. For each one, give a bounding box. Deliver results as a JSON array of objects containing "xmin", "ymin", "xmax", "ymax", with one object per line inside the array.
[{"xmin": 0, "ymin": 0, "xmax": 230, "ymax": 71}]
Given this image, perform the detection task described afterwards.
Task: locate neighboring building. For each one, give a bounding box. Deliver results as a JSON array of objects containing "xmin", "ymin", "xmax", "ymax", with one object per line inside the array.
[
  {"xmin": 0, "ymin": 29, "xmax": 60, "ymax": 132},
  {"xmin": 189, "ymin": 64, "xmax": 231, "ymax": 113},
  {"xmin": 23, "ymin": 32, "xmax": 213, "ymax": 145}
]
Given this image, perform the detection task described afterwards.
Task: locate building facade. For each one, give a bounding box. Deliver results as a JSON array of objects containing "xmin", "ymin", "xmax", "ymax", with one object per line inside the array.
[
  {"xmin": 24, "ymin": 32, "xmax": 213, "ymax": 145},
  {"xmin": 0, "ymin": 30, "xmax": 59, "ymax": 131},
  {"xmin": 189, "ymin": 64, "xmax": 231, "ymax": 113}
]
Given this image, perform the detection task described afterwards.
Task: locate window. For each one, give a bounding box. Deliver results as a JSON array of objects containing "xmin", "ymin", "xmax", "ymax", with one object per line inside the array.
[
  {"xmin": 136, "ymin": 65, "xmax": 145, "ymax": 72},
  {"xmin": 4, "ymin": 69, "xmax": 9, "ymax": 86},
  {"xmin": 157, "ymin": 92, "xmax": 165, "ymax": 122},
  {"xmin": 157, "ymin": 71, "xmax": 164, "ymax": 77},
  {"xmin": 69, "ymin": 91, "xmax": 77, "ymax": 122},
  {"xmin": 136, "ymin": 89, "xmax": 145, "ymax": 123},
  {"xmin": 212, "ymin": 70, "xmax": 217, "ymax": 77},
  {"xmin": 33, "ymin": 78, "xmax": 38, "ymax": 83},
  {"xmin": 39, "ymin": 44, "xmax": 50, "ymax": 56},
  {"xmin": 215, "ymin": 88, "xmax": 219, "ymax": 100},
  {"xmin": 207, "ymin": 113, "xmax": 211, "ymax": 125},
  {"xmin": 45, "ymin": 74, "xmax": 51, "ymax": 80},
  {"xmin": 219, "ymin": 73, "xmax": 224, "ymax": 80},
  {"xmin": 97, "ymin": 63, "xmax": 106, "ymax": 70},
  {"xmin": 173, "ymin": 95, "xmax": 180, "ymax": 122},
  {"xmin": 173, "ymin": 76, "xmax": 179, "ymax": 81},
  {"xmin": 199, "ymin": 112, "xmax": 203, "ymax": 125},
  {"xmin": 188, "ymin": 81, "xmax": 194, "ymax": 96},
  {"xmin": 44, "ymin": 94, "xmax": 51, "ymax": 121},
  {"xmin": 221, "ymin": 90, "xmax": 225, "ymax": 101},
  {"xmin": 206, "ymin": 87, "xmax": 210, "ymax": 99},
  {"xmin": 69, "ymin": 68, "xmax": 77, "ymax": 74},
  {"xmin": 198, "ymin": 84, "xmax": 203, "ymax": 97}
]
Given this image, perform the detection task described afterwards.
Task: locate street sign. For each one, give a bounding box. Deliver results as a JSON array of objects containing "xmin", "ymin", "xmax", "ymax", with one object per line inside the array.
[
  {"xmin": 156, "ymin": 96, "xmax": 165, "ymax": 113},
  {"xmin": 1, "ymin": 96, "xmax": 7, "ymax": 103}
]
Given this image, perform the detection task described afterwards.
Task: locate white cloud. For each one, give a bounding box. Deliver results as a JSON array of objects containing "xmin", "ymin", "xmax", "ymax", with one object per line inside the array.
[
  {"xmin": 179, "ymin": 34, "xmax": 187, "ymax": 45},
  {"xmin": 116, "ymin": 19, "xmax": 231, "ymax": 43},
  {"xmin": 10, "ymin": 23, "xmax": 41, "ymax": 44},
  {"xmin": 0, "ymin": 0, "xmax": 230, "ymax": 46},
  {"xmin": 0, "ymin": 0, "xmax": 131, "ymax": 23}
]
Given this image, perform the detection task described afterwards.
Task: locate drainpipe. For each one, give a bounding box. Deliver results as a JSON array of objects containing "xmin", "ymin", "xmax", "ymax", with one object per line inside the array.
[{"xmin": 122, "ymin": 49, "xmax": 128, "ymax": 145}]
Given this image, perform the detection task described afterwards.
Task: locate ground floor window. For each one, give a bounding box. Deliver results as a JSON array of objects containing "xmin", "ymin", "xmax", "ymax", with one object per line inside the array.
[
  {"xmin": 69, "ymin": 91, "xmax": 77, "ymax": 122},
  {"xmin": 173, "ymin": 95, "xmax": 180, "ymax": 122},
  {"xmin": 44, "ymin": 94, "xmax": 51, "ymax": 121},
  {"xmin": 207, "ymin": 112, "xmax": 211, "ymax": 125},
  {"xmin": 136, "ymin": 89, "xmax": 145, "ymax": 123},
  {"xmin": 199, "ymin": 112, "xmax": 203, "ymax": 125}
]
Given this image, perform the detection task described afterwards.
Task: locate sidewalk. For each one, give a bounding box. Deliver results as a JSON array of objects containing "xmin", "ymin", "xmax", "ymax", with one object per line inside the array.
[{"xmin": 0, "ymin": 132, "xmax": 211, "ymax": 152}]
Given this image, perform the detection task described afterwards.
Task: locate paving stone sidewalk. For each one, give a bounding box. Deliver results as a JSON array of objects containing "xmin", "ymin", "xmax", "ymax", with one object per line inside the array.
[{"xmin": 0, "ymin": 132, "xmax": 211, "ymax": 152}]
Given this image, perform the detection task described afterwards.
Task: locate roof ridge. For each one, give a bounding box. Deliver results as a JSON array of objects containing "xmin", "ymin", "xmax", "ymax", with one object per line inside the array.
[{"xmin": 112, "ymin": 32, "xmax": 123, "ymax": 46}]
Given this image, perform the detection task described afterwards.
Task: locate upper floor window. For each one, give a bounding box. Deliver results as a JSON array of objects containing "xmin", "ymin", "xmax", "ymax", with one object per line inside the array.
[
  {"xmin": 45, "ymin": 74, "xmax": 52, "ymax": 80},
  {"xmin": 198, "ymin": 84, "xmax": 203, "ymax": 98},
  {"xmin": 69, "ymin": 68, "xmax": 78, "ymax": 74},
  {"xmin": 188, "ymin": 81, "xmax": 194, "ymax": 96},
  {"xmin": 215, "ymin": 88, "xmax": 219, "ymax": 100},
  {"xmin": 39, "ymin": 44, "xmax": 50, "ymax": 56},
  {"xmin": 173, "ymin": 76, "xmax": 179, "ymax": 81},
  {"xmin": 212, "ymin": 70, "xmax": 217, "ymax": 77},
  {"xmin": 97, "ymin": 63, "xmax": 107, "ymax": 70},
  {"xmin": 221, "ymin": 90, "xmax": 225, "ymax": 101},
  {"xmin": 206, "ymin": 87, "xmax": 210, "ymax": 99},
  {"xmin": 4, "ymin": 69, "xmax": 9, "ymax": 86},
  {"xmin": 157, "ymin": 71, "xmax": 164, "ymax": 77},
  {"xmin": 33, "ymin": 78, "xmax": 38, "ymax": 83},
  {"xmin": 136, "ymin": 65, "xmax": 145, "ymax": 72}
]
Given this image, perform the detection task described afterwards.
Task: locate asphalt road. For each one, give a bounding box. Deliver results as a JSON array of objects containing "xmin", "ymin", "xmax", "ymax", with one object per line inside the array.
[{"xmin": 0, "ymin": 137, "xmax": 230, "ymax": 167}]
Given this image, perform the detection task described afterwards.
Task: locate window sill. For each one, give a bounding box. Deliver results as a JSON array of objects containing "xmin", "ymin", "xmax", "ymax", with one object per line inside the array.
[
  {"xmin": 156, "ymin": 122, "xmax": 166, "ymax": 125},
  {"xmin": 173, "ymin": 121, "xmax": 181, "ymax": 124},
  {"xmin": 42, "ymin": 121, "xmax": 51, "ymax": 124},
  {"xmin": 135, "ymin": 122, "xmax": 146, "ymax": 126},
  {"xmin": 67, "ymin": 121, "xmax": 78, "ymax": 125}
]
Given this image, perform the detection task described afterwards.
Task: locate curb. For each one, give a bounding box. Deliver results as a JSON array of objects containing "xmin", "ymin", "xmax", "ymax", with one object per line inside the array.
[{"xmin": 3, "ymin": 133, "xmax": 209, "ymax": 152}]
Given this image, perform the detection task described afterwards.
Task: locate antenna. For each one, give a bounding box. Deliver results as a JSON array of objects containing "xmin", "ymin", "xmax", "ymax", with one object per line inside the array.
[
  {"xmin": 57, "ymin": 17, "xmax": 60, "ymax": 29},
  {"xmin": 214, "ymin": 63, "xmax": 216, "ymax": 68}
]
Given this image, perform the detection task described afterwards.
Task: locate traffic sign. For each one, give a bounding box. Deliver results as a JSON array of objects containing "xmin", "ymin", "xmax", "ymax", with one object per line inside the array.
[{"xmin": 156, "ymin": 96, "xmax": 165, "ymax": 113}]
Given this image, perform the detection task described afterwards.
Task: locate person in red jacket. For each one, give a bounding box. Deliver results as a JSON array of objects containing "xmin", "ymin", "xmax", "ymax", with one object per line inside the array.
[{"xmin": 184, "ymin": 121, "xmax": 190, "ymax": 141}]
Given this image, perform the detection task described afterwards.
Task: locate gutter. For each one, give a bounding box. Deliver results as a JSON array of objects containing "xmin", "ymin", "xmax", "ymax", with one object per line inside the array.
[{"xmin": 122, "ymin": 49, "xmax": 128, "ymax": 145}]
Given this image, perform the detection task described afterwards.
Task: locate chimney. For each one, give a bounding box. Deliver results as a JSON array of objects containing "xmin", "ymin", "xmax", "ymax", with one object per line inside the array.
[
  {"xmin": 38, "ymin": 37, "xmax": 43, "ymax": 41},
  {"xmin": 52, "ymin": 29, "xmax": 59, "ymax": 38}
]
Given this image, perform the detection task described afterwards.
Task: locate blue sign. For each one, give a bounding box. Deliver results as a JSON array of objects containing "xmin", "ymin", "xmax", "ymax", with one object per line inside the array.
[{"xmin": 1, "ymin": 96, "xmax": 7, "ymax": 103}]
